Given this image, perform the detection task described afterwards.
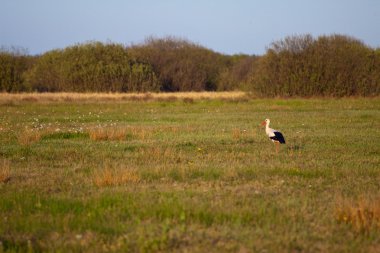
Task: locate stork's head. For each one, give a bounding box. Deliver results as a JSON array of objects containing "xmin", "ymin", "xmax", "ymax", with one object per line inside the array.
[{"xmin": 261, "ymin": 118, "xmax": 270, "ymax": 126}]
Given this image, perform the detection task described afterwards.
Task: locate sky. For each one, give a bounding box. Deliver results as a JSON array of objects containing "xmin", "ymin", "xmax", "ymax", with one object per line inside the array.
[{"xmin": 1, "ymin": 0, "xmax": 379, "ymax": 55}]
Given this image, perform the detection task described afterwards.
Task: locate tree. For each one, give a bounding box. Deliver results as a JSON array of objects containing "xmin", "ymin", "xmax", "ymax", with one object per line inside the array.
[
  {"xmin": 129, "ymin": 36, "xmax": 228, "ymax": 91},
  {"xmin": 0, "ymin": 47, "xmax": 34, "ymax": 92}
]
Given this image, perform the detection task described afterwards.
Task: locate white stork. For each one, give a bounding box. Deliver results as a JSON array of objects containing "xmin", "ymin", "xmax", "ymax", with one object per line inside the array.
[{"xmin": 261, "ymin": 119, "xmax": 286, "ymax": 153}]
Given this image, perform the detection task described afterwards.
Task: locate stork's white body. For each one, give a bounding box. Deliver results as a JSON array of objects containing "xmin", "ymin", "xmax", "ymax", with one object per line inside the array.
[
  {"xmin": 265, "ymin": 125, "xmax": 278, "ymax": 140},
  {"xmin": 262, "ymin": 119, "xmax": 286, "ymax": 152}
]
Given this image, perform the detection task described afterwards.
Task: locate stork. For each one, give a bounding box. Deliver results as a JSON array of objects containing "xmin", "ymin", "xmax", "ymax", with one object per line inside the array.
[{"xmin": 261, "ymin": 119, "xmax": 286, "ymax": 153}]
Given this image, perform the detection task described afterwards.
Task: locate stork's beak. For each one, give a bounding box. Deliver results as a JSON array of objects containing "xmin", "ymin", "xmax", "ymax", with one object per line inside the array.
[{"xmin": 261, "ymin": 121, "xmax": 266, "ymax": 126}]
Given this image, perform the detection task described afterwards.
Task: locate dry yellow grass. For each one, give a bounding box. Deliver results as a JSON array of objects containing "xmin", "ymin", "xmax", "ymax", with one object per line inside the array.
[
  {"xmin": 141, "ymin": 146, "xmax": 180, "ymax": 164},
  {"xmin": 0, "ymin": 160, "xmax": 11, "ymax": 183},
  {"xmin": 0, "ymin": 91, "xmax": 247, "ymax": 103},
  {"xmin": 88, "ymin": 126, "xmax": 154, "ymax": 141},
  {"xmin": 129, "ymin": 126, "xmax": 152, "ymax": 141},
  {"xmin": 93, "ymin": 168, "xmax": 140, "ymax": 187},
  {"xmin": 18, "ymin": 130, "xmax": 41, "ymax": 146},
  {"xmin": 335, "ymin": 196, "xmax": 380, "ymax": 232},
  {"xmin": 231, "ymin": 128, "xmax": 241, "ymax": 140},
  {"xmin": 232, "ymin": 128, "xmax": 250, "ymax": 141},
  {"xmin": 88, "ymin": 127, "xmax": 128, "ymax": 141}
]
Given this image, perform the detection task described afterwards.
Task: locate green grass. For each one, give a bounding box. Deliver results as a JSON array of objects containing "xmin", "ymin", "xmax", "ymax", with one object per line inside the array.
[{"xmin": 0, "ymin": 96, "xmax": 379, "ymax": 252}]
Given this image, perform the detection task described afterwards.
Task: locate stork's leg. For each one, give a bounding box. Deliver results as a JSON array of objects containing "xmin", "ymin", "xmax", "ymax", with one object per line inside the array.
[{"xmin": 275, "ymin": 142, "xmax": 279, "ymax": 153}]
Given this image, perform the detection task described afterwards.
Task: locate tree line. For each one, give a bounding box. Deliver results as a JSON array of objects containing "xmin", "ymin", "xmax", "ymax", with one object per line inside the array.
[{"xmin": 0, "ymin": 34, "xmax": 379, "ymax": 96}]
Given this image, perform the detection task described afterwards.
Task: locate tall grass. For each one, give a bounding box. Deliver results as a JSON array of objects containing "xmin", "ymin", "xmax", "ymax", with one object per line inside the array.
[
  {"xmin": 336, "ymin": 196, "xmax": 380, "ymax": 233},
  {"xmin": 0, "ymin": 160, "xmax": 11, "ymax": 183},
  {"xmin": 89, "ymin": 127, "xmax": 129, "ymax": 141},
  {"xmin": 17, "ymin": 130, "xmax": 41, "ymax": 146}
]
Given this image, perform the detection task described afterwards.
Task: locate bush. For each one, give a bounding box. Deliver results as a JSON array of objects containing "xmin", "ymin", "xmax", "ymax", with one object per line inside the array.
[
  {"xmin": 249, "ymin": 34, "xmax": 380, "ymax": 97},
  {"xmin": 24, "ymin": 42, "xmax": 158, "ymax": 92}
]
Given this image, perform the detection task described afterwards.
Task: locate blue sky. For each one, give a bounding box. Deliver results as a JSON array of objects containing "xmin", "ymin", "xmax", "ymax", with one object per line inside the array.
[{"xmin": 1, "ymin": 0, "xmax": 379, "ymax": 55}]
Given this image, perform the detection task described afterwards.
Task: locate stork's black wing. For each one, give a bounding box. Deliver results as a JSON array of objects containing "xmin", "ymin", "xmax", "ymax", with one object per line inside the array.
[{"xmin": 270, "ymin": 131, "xmax": 286, "ymax": 144}]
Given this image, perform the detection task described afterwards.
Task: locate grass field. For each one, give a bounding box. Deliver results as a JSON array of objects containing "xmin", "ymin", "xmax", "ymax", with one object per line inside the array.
[{"xmin": 0, "ymin": 93, "xmax": 379, "ymax": 252}]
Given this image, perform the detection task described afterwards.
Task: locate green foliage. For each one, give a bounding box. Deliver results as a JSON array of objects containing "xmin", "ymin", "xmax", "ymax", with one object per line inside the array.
[
  {"xmin": 24, "ymin": 42, "xmax": 158, "ymax": 92},
  {"xmin": 218, "ymin": 54, "xmax": 258, "ymax": 91},
  {"xmin": 249, "ymin": 34, "xmax": 380, "ymax": 96},
  {"xmin": 0, "ymin": 47, "xmax": 34, "ymax": 92}
]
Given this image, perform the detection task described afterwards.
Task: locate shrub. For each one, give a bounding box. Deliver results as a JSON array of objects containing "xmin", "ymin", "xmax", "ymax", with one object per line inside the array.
[
  {"xmin": 249, "ymin": 34, "xmax": 380, "ymax": 97},
  {"xmin": 24, "ymin": 42, "xmax": 158, "ymax": 92}
]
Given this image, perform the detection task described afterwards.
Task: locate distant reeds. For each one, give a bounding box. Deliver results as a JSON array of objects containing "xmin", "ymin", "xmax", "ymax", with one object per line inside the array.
[{"xmin": 0, "ymin": 91, "xmax": 247, "ymax": 104}]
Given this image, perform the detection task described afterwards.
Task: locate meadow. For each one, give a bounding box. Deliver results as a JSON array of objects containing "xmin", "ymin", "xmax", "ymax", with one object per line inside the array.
[{"xmin": 0, "ymin": 93, "xmax": 379, "ymax": 252}]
